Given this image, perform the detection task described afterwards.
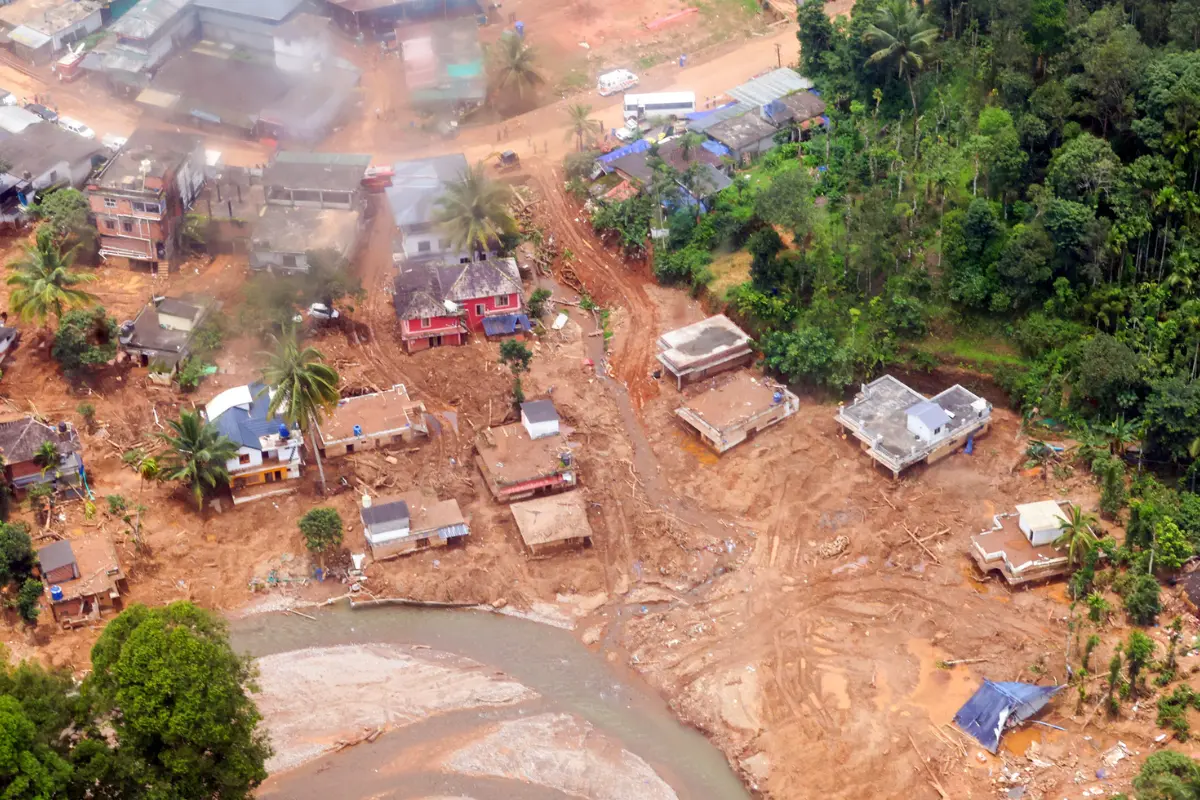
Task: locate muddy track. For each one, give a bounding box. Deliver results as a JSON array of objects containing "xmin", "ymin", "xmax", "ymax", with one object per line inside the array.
[{"xmin": 531, "ymin": 165, "xmax": 662, "ymax": 409}]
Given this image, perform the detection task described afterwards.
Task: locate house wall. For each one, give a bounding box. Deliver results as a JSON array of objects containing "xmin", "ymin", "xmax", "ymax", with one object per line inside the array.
[
  {"xmin": 405, "ymin": 331, "xmax": 464, "ymax": 352},
  {"xmin": 49, "ymin": 9, "xmax": 104, "ymax": 53},
  {"xmin": 462, "ymin": 292, "xmax": 521, "ymax": 332},
  {"xmin": 323, "ymin": 429, "xmax": 413, "ymax": 458},
  {"xmin": 251, "ymin": 249, "xmax": 310, "ymax": 273},
  {"xmin": 369, "ymin": 530, "xmax": 448, "ymax": 559},
  {"xmin": 43, "ymin": 563, "xmax": 77, "ymax": 584},
  {"xmin": 521, "ymin": 414, "xmax": 559, "ymax": 440},
  {"xmin": 274, "ymin": 32, "xmax": 329, "ymax": 73},
  {"xmin": 1028, "ymin": 524, "xmax": 1060, "ymax": 547},
  {"xmin": 906, "ymin": 415, "xmax": 938, "ymax": 442},
  {"xmin": 196, "ymin": 8, "xmax": 275, "ymax": 52},
  {"xmin": 401, "ymin": 315, "xmax": 462, "ymax": 337},
  {"xmin": 266, "ymin": 186, "xmax": 358, "ymax": 210},
  {"xmin": 398, "ymin": 227, "xmax": 470, "ymax": 262}
]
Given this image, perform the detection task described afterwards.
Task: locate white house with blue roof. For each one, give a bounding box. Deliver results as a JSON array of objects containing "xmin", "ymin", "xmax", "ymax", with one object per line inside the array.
[{"xmin": 204, "ymin": 382, "xmax": 303, "ymax": 504}]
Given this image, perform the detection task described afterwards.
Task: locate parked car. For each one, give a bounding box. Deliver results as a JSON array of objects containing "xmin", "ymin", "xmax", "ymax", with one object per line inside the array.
[
  {"xmin": 307, "ymin": 303, "xmax": 340, "ymax": 322},
  {"xmin": 614, "ymin": 121, "xmax": 641, "ymax": 142},
  {"xmin": 101, "ymin": 134, "xmax": 127, "ymax": 153},
  {"xmin": 24, "ymin": 103, "xmax": 57, "ymax": 123},
  {"xmin": 57, "ymin": 116, "xmax": 94, "ymax": 139}
]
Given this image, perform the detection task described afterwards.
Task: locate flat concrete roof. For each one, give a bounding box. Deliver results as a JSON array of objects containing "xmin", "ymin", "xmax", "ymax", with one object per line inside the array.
[
  {"xmin": 657, "ymin": 314, "xmax": 752, "ymax": 373},
  {"xmin": 1017, "ymin": 500, "xmax": 1068, "ymax": 531},
  {"xmin": 510, "ymin": 492, "xmax": 593, "ymax": 547},
  {"xmin": 317, "ymin": 385, "xmax": 424, "ymax": 445},
  {"xmin": 678, "ymin": 371, "xmax": 785, "ymax": 431},
  {"xmin": 251, "ymin": 205, "xmax": 359, "ymax": 254},
  {"xmin": 475, "ymin": 422, "xmax": 573, "ymax": 488}
]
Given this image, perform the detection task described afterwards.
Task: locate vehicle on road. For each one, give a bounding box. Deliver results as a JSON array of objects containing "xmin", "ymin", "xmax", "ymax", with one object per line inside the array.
[
  {"xmin": 494, "ymin": 150, "xmax": 520, "ymax": 172},
  {"xmin": 308, "ymin": 303, "xmax": 340, "ymax": 322},
  {"xmin": 622, "ymin": 91, "xmax": 696, "ymax": 121},
  {"xmin": 24, "ymin": 103, "xmax": 57, "ymax": 123},
  {"xmin": 598, "ymin": 69, "xmax": 638, "ymax": 96},
  {"xmin": 57, "ymin": 116, "xmax": 94, "ymax": 139},
  {"xmin": 101, "ymin": 134, "xmax": 128, "ymax": 152}
]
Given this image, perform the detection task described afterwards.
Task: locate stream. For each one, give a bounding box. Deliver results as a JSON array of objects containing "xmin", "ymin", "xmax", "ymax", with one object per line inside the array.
[{"xmin": 232, "ymin": 604, "xmax": 750, "ymax": 800}]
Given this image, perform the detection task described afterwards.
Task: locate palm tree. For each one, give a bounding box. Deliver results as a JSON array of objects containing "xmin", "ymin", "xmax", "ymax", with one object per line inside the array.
[
  {"xmin": 434, "ymin": 162, "xmax": 517, "ymax": 257},
  {"xmin": 564, "ymin": 104, "xmax": 603, "ymax": 152},
  {"xmin": 1054, "ymin": 504, "xmax": 1100, "ymax": 571},
  {"xmin": 864, "ymin": 0, "xmax": 938, "ymax": 148},
  {"xmin": 6, "ymin": 229, "xmax": 97, "ymax": 328},
  {"xmin": 675, "ymin": 131, "xmax": 707, "ymax": 164},
  {"xmin": 157, "ymin": 410, "xmax": 239, "ymax": 511},
  {"xmin": 260, "ymin": 326, "xmax": 339, "ymax": 495},
  {"xmin": 33, "ymin": 441, "xmax": 59, "ymax": 476},
  {"xmin": 488, "ymin": 32, "xmax": 544, "ymax": 107}
]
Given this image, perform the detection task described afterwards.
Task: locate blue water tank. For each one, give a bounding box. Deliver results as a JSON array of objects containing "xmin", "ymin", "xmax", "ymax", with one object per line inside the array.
[
  {"xmin": 278, "ymin": 423, "xmax": 290, "ymax": 439},
  {"xmin": 50, "ymin": 585, "xmax": 63, "ymax": 602},
  {"xmin": 773, "ymin": 391, "xmax": 783, "ymax": 404},
  {"xmin": 353, "ymin": 424, "xmax": 363, "ymax": 436}
]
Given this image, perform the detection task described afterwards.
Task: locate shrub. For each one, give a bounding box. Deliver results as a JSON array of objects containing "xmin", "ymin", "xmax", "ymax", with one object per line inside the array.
[{"xmin": 1124, "ymin": 573, "xmax": 1162, "ymax": 626}]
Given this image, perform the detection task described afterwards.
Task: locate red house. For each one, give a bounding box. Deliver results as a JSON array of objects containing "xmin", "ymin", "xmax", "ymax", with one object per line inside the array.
[{"xmin": 393, "ymin": 258, "xmax": 525, "ymax": 352}]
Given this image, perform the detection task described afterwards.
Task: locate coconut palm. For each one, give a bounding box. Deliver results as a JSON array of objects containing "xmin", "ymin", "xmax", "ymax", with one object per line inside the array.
[
  {"xmin": 1054, "ymin": 504, "xmax": 1100, "ymax": 571},
  {"xmin": 33, "ymin": 441, "xmax": 59, "ymax": 476},
  {"xmin": 434, "ymin": 162, "xmax": 517, "ymax": 257},
  {"xmin": 864, "ymin": 0, "xmax": 938, "ymax": 131},
  {"xmin": 488, "ymin": 32, "xmax": 544, "ymax": 106},
  {"xmin": 157, "ymin": 410, "xmax": 239, "ymax": 511},
  {"xmin": 675, "ymin": 131, "xmax": 707, "ymax": 163},
  {"xmin": 260, "ymin": 326, "xmax": 339, "ymax": 495},
  {"xmin": 6, "ymin": 229, "xmax": 97, "ymax": 328},
  {"xmin": 565, "ymin": 104, "xmax": 603, "ymax": 152}
]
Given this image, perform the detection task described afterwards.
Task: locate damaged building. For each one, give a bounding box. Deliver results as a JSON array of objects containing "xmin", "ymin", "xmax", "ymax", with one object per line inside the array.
[
  {"xmin": 119, "ymin": 294, "xmax": 214, "ymax": 372},
  {"xmin": 315, "ymin": 384, "xmax": 428, "ymax": 458},
  {"xmin": 360, "ymin": 490, "xmax": 468, "ymax": 559},
  {"xmin": 510, "ymin": 492, "xmax": 595, "ymax": 557},
  {"xmin": 970, "ymin": 500, "xmax": 1076, "ymax": 585},
  {"xmin": 475, "ymin": 399, "xmax": 578, "ymax": 502},
  {"xmin": 657, "ymin": 315, "xmax": 754, "ymax": 390},
  {"xmin": 836, "ymin": 374, "xmax": 992, "ymax": 477},
  {"xmin": 676, "ymin": 372, "xmax": 798, "ymax": 454}
]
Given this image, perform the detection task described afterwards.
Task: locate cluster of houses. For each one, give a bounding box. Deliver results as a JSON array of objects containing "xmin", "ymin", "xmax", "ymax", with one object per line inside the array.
[{"xmin": 589, "ymin": 68, "xmax": 828, "ymax": 210}]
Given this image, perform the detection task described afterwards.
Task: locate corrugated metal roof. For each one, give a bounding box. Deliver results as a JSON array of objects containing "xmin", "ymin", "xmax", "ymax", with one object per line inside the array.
[
  {"xmin": 192, "ymin": 0, "xmax": 304, "ymax": 22},
  {"xmin": 274, "ymin": 151, "xmax": 373, "ymax": 167},
  {"xmin": 687, "ymin": 102, "xmax": 753, "ymax": 134},
  {"xmin": 8, "ymin": 25, "xmax": 51, "ymax": 50},
  {"xmin": 111, "ymin": 0, "xmax": 191, "ymax": 40},
  {"xmin": 726, "ymin": 68, "xmax": 813, "ymax": 108},
  {"xmin": 954, "ymin": 681, "xmax": 1063, "ymax": 753},
  {"xmin": 484, "ymin": 313, "xmax": 532, "ymax": 336}
]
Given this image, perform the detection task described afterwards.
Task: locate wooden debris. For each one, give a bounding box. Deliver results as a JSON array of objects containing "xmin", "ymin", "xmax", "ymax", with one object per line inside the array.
[
  {"xmin": 904, "ymin": 525, "xmax": 941, "ymax": 564},
  {"xmin": 879, "ymin": 490, "xmax": 898, "ymax": 511},
  {"xmin": 285, "ymin": 608, "xmax": 316, "ymax": 621}
]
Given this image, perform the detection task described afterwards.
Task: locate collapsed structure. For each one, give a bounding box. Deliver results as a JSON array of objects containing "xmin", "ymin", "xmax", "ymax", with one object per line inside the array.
[
  {"xmin": 510, "ymin": 492, "xmax": 595, "ymax": 556},
  {"xmin": 675, "ymin": 372, "xmax": 798, "ymax": 454},
  {"xmin": 656, "ymin": 315, "xmax": 754, "ymax": 390},
  {"xmin": 0, "ymin": 415, "xmax": 84, "ymax": 494},
  {"xmin": 119, "ymin": 294, "xmax": 214, "ymax": 372},
  {"xmin": 970, "ymin": 500, "xmax": 1074, "ymax": 585},
  {"xmin": 315, "ymin": 384, "xmax": 428, "ymax": 458},
  {"xmin": 360, "ymin": 490, "xmax": 468, "ymax": 559},
  {"xmin": 36, "ymin": 534, "xmax": 126, "ymax": 628},
  {"xmin": 475, "ymin": 400, "xmax": 578, "ymax": 502},
  {"xmin": 836, "ymin": 375, "xmax": 992, "ymax": 477}
]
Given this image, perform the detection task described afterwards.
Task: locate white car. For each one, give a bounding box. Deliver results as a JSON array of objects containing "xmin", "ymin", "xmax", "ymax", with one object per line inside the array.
[
  {"xmin": 614, "ymin": 122, "xmax": 640, "ymax": 142},
  {"xmin": 102, "ymin": 134, "xmax": 128, "ymax": 152},
  {"xmin": 307, "ymin": 303, "xmax": 340, "ymax": 322},
  {"xmin": 58, "ymin": 116, "xmax": 94, "ymax": 139}
]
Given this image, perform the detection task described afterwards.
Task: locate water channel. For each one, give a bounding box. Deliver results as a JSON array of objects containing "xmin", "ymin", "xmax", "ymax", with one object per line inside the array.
[{"xmin": 231, "ymin": 603, "xmax": 750, "ymax": 800}]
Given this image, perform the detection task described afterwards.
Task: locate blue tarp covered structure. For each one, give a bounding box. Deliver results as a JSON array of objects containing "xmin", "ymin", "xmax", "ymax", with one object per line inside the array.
[
  {"xmin": 482, "ymin": 313, "xmax": 532, "ymax": 336},
  {"xmin": 954, "ymin": 681, "xmax": 1063, "ymax": 753},
  {"xmin": 596, "ymin": 139, "xmax": 652, "ymax": 166}
]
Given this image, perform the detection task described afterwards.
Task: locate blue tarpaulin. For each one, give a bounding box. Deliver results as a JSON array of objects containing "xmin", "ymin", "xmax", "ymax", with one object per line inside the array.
[
  {"xmin": 482, "ymin": 313, "xmax": 532, "ymax": 336},
  {"xmin": 701, "ymin": 140, "xmax": 730, "ymax": 157},
  {"xmin": 596, "ymin": 139, "xmax": 652, "ymax": 166},
  {"xmin": 954, "ymin": 681, "xmax": 1063, "ymax": 753}
]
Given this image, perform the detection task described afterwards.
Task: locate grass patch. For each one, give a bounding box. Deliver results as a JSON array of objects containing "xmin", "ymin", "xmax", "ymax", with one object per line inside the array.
[
  {"xmin": 707, "ymin": 250, "xmax": 753, "ymax": 299},
  {"xmin": 918, "ymin": 333, "xmax": 1028, "ymax": 370}
]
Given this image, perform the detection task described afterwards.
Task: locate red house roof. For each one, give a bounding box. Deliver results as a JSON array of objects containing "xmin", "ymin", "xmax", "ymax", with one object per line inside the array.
[{"xmin": 393, "ymin": 258, "xmax": 521, "ymax": 321}]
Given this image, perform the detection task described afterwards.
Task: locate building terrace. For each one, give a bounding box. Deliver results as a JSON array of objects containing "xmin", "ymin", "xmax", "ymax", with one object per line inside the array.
[
  {"xmin": 836, "ymin": 374, "xmax": 992, "ymax": 477},
  {"xmin": 316, "ymin": 384, "xmax": 428, "ymax": 457},
  {"xmin": 676, "ymin": 372, "xmax": 798, "ymax": 454},
  {"xmin": 970, "ymin": 501, "xmax": 1073, "ymax": 585},
  {"xmin": 474, "ymin": 411, "xmax": 577, "ymax": 502},
  {"xmin": 656, "ymin": 314, "xmax": 754, "ymax": 390}
]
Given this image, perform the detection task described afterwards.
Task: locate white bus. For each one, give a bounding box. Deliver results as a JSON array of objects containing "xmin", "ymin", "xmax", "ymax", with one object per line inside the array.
[{"xmin": 622, "ymin": 91, "xmax": 696, "ymax": 121}]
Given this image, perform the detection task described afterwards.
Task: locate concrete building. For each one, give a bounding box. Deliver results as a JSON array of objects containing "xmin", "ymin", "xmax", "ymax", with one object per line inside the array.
[
  {"xmin": 387, "ymin": 153, "xmax": 471, "ymax": 263},
  {"xmin": 85, "ymin": 0, "xmax": 197, "ymax": 93},
  {"xmin": 399, "ymin": 19, "xmax": 485, "ymax": 111},
  {"xmin": 315, "ymin": 384, "xmax": 428, "ymax": 458},
  {"xmin": 656, "ymin": 315, "xmax": 754, "ymax": 389},
  {"xmin": 0, "ymin": 121, "xmax": 103, "ymax": 216},
  {"xmin": 392, "ymin": 257, "xmax": 523, "ymax": 351},
  {"xmin": 510, "ymin": 492, "xmax": 595, "ymax": 557},
  {"xmin": 36, "ymin": 534, "xmax": 125, "ymax": 628},
  {"xmin": 1, "ymin": 0, "xmax": 104, "ymax": 63},
  {"xmin": 675, "ymin": 372, "xmax": 798, "ymax": 454},
  {"xmin": 836, "ymin": 375, "xmax": 992, "ymax": 477},
  {"xmin": 119, "ymin": 294, "xmax": 214, "ymax": 371},
  {"xmin": 263, "ymin": 151, "xmax": 370, "ymax": 209},
  {"xmin": 325, "ymin": 0, "xmax": 483, "ymax": 33},
  {"xmin": 704, "ymin": 112, "xmax": 781, "ymax": 161},
  {"xmin": 0, "ymin": 415, "xmax": 83, "ymax": 493},
  {"xmin": 970, "ymin": 501, "xmax": 1075, "ymax": 585},
  {"xmin": 204, "ymin": 382, "xmax": 303, "ymax": 505},
  {"xmin": 475, "ymin": 400, "xmax": 578, "ymax": 502},
  {"xmin": 520, "ymin": 400, "xmax": 559, "ymax": 440},
  {"xmin": 360, "ymin": 490, "xmax": 468, "ymax": 559},
  {"xmin": 86, "ymin": 128, "xmax": 205, "ymax": 272}
]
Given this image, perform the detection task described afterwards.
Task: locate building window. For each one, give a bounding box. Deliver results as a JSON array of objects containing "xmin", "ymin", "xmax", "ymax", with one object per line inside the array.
[
  {"xmin": 104, "ymin": 219, "xmax": 116, "ymax": 231},
  {"xmin": 475, "ymin": 303, "xmax": 485, "ymax": 316},
  {"xmin": 132, "ymin": 201, "xmax": 160, "ymax": 214},
  {"xmin": 281, "ymin": 254, "xmax": 299, "ymax": 268},
  {"xmin": 238, "ymin": 453, "xmax": 251, "ymax": 465},
  {"xmin": 48, "ymin": 171, "xmax": 57, "ymax": 183},
  {"xmin": 103, "ymin": 198, "xmax": 117, "ymax": 209},
  {"xmin": 420, "ymin": 318, "xmax": 431, "ymax": 329},
  {"xmin": 417, "ymin": 240, "xmax": 431, "ymax": 253},
  {"xmin": 496, "ymin": 293, "xmax": 513, "ymax": 308},
  {"xmin": 121, "ymin": 221, "xmax": 133, "ymax": 233},
  {"xmin": 438, "ymin": 238, "xmax": 450, "ymax": 250}
]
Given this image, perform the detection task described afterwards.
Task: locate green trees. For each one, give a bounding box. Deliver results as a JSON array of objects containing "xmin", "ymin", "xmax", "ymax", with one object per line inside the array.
[
  {"xmin": 88, "ymin": 602, "xmax": 270, "ymax": 798},
  {"xmin": 488, "ymin": 32, "xmax": 544, "ymax": 109},
  {"xmin": 1153, "ymin": 519, "xmax": 1193, "ymax": 571},
  {"xmin": 565, "ymin": 104, "xmax": 602, "ymax": 152},
  {"xmin": 298, "ymin": 507, "xmax": 343, "ymax": 570},
  {"xmin": 0, "ymin": 694, "xmax": 72, "ymax": 797},
  {"xmin": 260, "ymin": 328, "xmax": 340, "ymax": 495},
  {"xmin": 6, "ymin": 230, "xmax": 97, "ymax": 328},
  {"xmin": 1054, "ymin": 504, "xmax": 1100, "ymax": 572},
  {"xmin": 51, "ymin": 307, "xmax": 118, "ymax": 375},
  {"xmin": 527, "ymin": 288, "xmax": 552, "ymax": 319},
  {"xmin": 1125, "ymin": 629, "xmax": 1155, "ymax": 696},
  {"xmin": 156, "ymin": 410, "xmax": 239, "ymax": 510},
  {"xmin": 499, "ymin": 339, "xmax": 534, "ymax": 407},
  {"xmin": 1123, "ymin": 572, "xmax": 1162, "ymax": 625},
  {"xmin": 29, "ymin": 188, "xmax": 95, "ymax": 251},
  {"xmin": 1134, "ymin": 751, "xmax": 1200, "ymax": 798},
  {"xmin": 434, "ymin": 162, "xmax": 516, "ymax": 257}
]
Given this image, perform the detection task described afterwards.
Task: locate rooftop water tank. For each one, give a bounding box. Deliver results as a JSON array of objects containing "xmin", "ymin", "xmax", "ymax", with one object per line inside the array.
[
  {"xmin": 278, "ymin": 423, "xmax": 290, "ymax": 439},
  {"xmin": 773, "ymin": 391, "xmax": 783, "ymax": 404},
  {"xmin": 50, "ymin": 585, "xmax": 63, "ymax": 602},
  {"xmin": 353, "ymin": 424, "xmax": 362, "ymax": 436}
]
